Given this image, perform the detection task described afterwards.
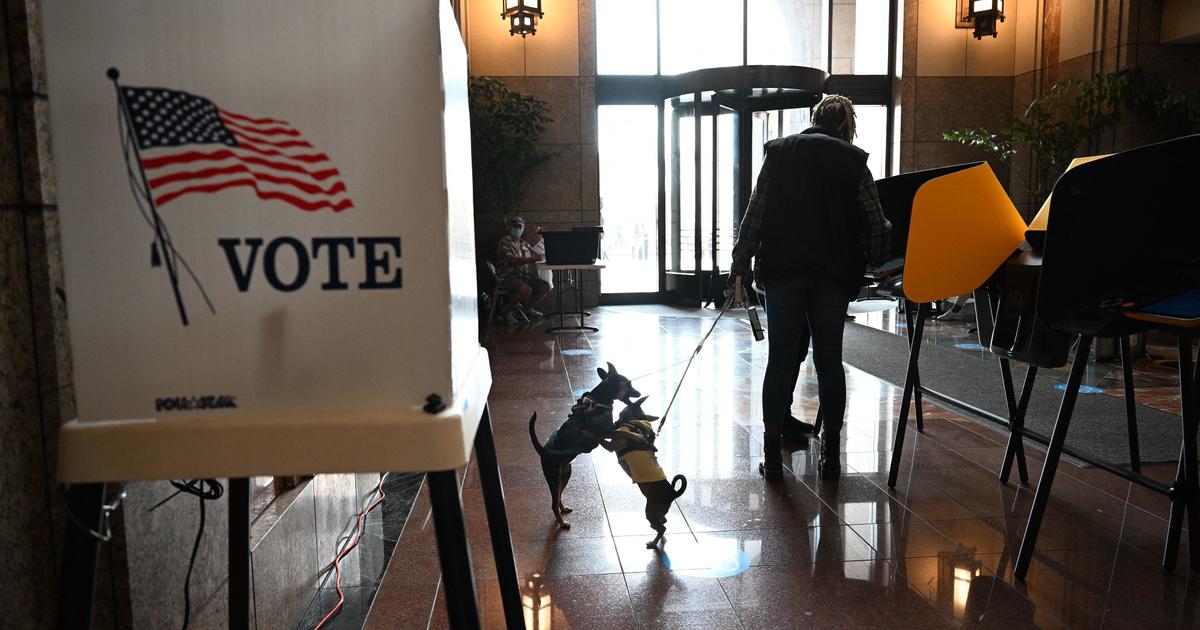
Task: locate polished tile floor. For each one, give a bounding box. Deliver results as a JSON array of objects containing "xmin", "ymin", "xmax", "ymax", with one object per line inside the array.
[{"xmin": 367, "ymin": 304, "xmax": 1199, "ymax": 629}]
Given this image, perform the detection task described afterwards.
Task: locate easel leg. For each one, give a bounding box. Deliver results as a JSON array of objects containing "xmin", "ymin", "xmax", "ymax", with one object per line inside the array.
[
  {"xmin": 229, "ymin": 477, "xmax": 251, "ymax": 630},
  {"xmin": 1120, "ymin": 335, "xmax": 1141, "ymax": 473},
  {"xmin": 55, "ymin": 483, "xmax": 106, "ymax": 630},
  {"xmin": 428, "ymin": 469, "xmax": 482, "ymax": 630},
  {"xmin": 888, "ymin": 303, "xmax": 929, "ymax": 488},
  {"xmin": 1015, "ymin": 336, "xmax": 1093, "ymax": 579},
  {"xmin": 473, "ymin": 405, "xmax": 524, "ymax": 629}
]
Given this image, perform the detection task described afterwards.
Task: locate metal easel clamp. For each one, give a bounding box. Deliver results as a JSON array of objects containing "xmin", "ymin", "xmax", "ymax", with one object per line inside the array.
[{"xmin": 63, "ymin": 484, "xmax": 127, "ymax": 543}]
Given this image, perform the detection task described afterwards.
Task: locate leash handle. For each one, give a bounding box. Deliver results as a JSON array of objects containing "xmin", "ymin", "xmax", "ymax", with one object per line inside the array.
[{"xmin": 656, "ymin": 293, "xmax": 735, "ymax": 434}]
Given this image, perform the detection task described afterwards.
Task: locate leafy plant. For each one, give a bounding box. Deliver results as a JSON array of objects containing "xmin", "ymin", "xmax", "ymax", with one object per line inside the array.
[
  {"xmin": 468, "ymin": 77, "xmax": 556, "ymax": 214},
  {"xmin": 944, "ymin": 68, "xmax": 1200, "ymax": 205}
]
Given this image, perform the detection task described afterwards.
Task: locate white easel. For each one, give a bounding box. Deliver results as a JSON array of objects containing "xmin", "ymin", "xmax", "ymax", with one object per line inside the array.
[{"xmin": 43, "ymin": 2, "xmax": 521, "ymax": 628}]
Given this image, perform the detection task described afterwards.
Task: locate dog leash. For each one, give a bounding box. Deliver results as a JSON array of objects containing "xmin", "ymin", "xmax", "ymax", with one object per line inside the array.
[{"xmin": 655, "ymin": 292, "xmax": 739, "ymax": 434}]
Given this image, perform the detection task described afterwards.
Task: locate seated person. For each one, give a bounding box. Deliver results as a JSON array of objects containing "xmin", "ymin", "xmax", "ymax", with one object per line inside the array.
[{"xmin": 496, "ymin": 216, "xmax": 551, "ymax": 323}]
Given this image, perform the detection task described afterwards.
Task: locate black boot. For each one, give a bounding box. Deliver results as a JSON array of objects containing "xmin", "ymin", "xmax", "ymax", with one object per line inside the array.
[
  {"xmin": 781, "ymin": 414, "xmax": 814, "ymax": 446},
  {"xmin": 817, "ymin": 433, "xmax": 840, "ymax": 479},
  {"xmin": 759, "ymin": 429, "xmax": 783, "ymax": 482}
]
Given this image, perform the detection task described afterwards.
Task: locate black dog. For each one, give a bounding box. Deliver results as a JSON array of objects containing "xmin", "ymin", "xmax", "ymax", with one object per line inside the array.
[
  {"xmin": 529, "ymin": 363, "xmax": 640, "ymax": 528},
  {"xmin": 595, "ymin": 396, "xmax": 687, "ymax": 548}
]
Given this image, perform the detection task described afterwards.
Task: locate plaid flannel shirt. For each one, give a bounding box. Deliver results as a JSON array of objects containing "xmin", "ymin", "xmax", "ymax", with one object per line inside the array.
[
  {"xmin": 730, "ymin": 159, "xmax": 891, "ymax": 281},
  {"xmin": 497, "ymin": 234, "xmax": 536, "ymax": 279}
]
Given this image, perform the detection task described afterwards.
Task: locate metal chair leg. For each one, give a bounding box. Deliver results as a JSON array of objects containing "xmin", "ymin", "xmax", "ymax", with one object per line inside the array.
[
  {"xmin": 1014, "ymin": 336, "xmax": 1093, "ymax": 579},
  {"xmin": 1119, "ymin": 335, "xmax": 1142, "ymax": 473},
  {"xmin": 1164, "ymin": 445, "xmax": 1187, "ymax": 572},
  {"xmin": 1179, "ymin": 339, "xmax": 1200, "ymax": 569},
  {"xmin": 888, "ymin": 303, "xmax": 929, "ymax": 488},
  {"xmin": 487, "ymin": 289, "xmax": 500, "ymax": 323},
  {"xmin": 914, "ymin": 370, "xmax": 926, "ymax": 432},
  {"xmin": 902, "ymin": 300, "xmax": 925, "ymax": 432},
  {"xmin": 1000, "ymin": 366, "xmax": 1038, "ymax": 484}
]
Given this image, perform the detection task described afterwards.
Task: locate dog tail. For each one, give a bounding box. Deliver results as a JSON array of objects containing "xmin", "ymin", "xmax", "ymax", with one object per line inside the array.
[
  {"xmin": 529, "ymin": 413, "xmax": 548, "ymax": 456},
  {"xmin": 671, "ymin": 474, "xmax": 687, "ymax": 499}
]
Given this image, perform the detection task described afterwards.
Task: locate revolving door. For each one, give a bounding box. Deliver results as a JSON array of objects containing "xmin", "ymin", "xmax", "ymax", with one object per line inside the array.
[{"xmin": 659, "ymin": 67, "xmax": 826, "ymax": 306}]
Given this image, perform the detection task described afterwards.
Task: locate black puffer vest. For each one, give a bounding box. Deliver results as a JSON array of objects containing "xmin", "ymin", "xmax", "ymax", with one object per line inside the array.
[{"xmin": 754, "ymin": 127, "xmax": 869, "ymax": 290}]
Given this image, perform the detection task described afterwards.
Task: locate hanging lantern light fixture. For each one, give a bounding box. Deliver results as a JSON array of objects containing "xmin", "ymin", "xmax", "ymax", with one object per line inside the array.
[
  {"xmin": 501, "ymin": 0, "xmax": 543, "ymax": 38},
  {"xmin": 968, "ymin": 0, "xmax": 1005, "ymax": 39}
]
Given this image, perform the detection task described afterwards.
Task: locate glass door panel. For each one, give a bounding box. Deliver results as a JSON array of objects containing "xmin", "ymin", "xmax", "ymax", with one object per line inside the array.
[
  {"xmin": 599, "ymin": 105, "xmax": 660, "ymax": 294},
  {"xmin": 664, "ymin": 96, "xmax": 738, "ymax": 304},
  {"xmin": 677, "ymin": 105, "xmax": 696, "ymax": 272},
  {"xmin": 700, "ymin": 110, "xmax": 735, "ymax": 272}
]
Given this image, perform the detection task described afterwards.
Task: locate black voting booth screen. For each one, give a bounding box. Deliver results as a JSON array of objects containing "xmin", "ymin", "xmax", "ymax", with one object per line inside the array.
[
  {"xmin": 874, "ymin": 161, "xmax": 984, "ymax": 261},
  {"xmin": 1037, "ymin": 134, "xmax": 1200, "ymax": 338}
]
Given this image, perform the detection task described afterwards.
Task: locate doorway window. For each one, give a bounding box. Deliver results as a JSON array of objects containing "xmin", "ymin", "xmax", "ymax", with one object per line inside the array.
[
  {"xmin": 659, "ymin": 0, "xmax": 744, "ymax": 74},
  {"xmin": 596, "ymin": 0, "xmax": 657, "ymax": 75},
  {"xmin": 599, "ymin": 105, "xmax": 659, "ymax": 293}
]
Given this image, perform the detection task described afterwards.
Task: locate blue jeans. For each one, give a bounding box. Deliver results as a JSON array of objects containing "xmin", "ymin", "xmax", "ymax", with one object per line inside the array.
[{"xmin": 762, "ymin": 279, "xmax": 852, "ymax": 441}]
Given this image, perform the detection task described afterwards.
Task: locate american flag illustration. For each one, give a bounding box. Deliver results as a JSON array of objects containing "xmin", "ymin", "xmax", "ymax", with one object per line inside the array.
[
  {"xmin": 108, "ymin": 68, "xmax": 355, "ymax": 326},
  {"xmin": 120, "ymin": 85, "xmax": 354, "ymax": 212}
]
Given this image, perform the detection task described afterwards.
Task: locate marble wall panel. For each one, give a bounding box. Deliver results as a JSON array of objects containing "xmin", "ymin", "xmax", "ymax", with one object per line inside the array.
[
  {"xmin": 313, "ymin": 474, "xmax": 360, "ymax": 585},
  {"xmin": 581, "ymin": 143, "xmax": 598, "ymax": 213},
  {"xmin": 579, "ymin": 0, "xmax": 596, "ymax": 77},
  {"xmin": 913, "ymin": 139, "xmax": 1009, "ymax": 180},
  {"xmin": 525, "ymin": 0, "xmax": 580, "ymax": 76},
  {"xmin": 0, "ymin": 10, "xmax": 9, "ymax": 92},
  {"xmin": 912, "ymin": 76, "xmax": 1014, "ymax": 142},
  {"xmin": 1, "ymin": 95, "xmax": 19, "ymax": 204},
  {"xmin": 124, "ymin": 479, "xmax": 231, "ymax": 630},
  {"xmin": 0, "ymin": 208, "xmax": 58, "ymax": 629},
  {"xmin": 467, "ymin": 0, "xmax": 526, "ymax": 76},
  {"xmin": 519, "ymin": 143, "xmax": 582, "ymax": 213},
  {"xmin": 903, "ymin": 0, "xmax": 919, "ymax": 77},
  {"xmin": 579, "ymin": 76, "xmax": 595, "ymax": 151},
  {"xmin": 493, "ymin": 76, "xmax": 582, "ymax": 146},
  {"xmin": 250, "ymin": 480, "xmax": 319, "ymax": 630}
]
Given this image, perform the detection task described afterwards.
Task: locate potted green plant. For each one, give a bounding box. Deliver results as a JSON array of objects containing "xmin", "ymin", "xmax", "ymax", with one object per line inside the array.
[
  {"xmin": 944, "ymin": 68, "xmax": 1199, "ymax": 207},
  {"xmin": 468, "ymin": 77, "xmax": 556, "ymax": 216}
]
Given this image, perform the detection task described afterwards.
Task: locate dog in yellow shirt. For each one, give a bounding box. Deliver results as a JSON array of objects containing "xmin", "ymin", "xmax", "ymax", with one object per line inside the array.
[{"xmin": 597, "ymin": 396, "xmax": 687, "ymax": 548}]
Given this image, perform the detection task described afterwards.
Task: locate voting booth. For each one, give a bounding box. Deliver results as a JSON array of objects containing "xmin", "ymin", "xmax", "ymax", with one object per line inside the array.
[{"xmin": 43, "ymin": 2, "xmax": 521, "ymax": 628}]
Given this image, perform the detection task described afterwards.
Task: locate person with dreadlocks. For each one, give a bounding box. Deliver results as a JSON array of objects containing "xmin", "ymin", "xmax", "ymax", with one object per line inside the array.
[{"xmin": 729, "ymin": 94, "xmax": 891, "ymax": 481}]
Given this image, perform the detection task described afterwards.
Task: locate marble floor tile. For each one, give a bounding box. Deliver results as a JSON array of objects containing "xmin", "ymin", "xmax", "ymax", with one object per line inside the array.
[
  {"xmin": 623, "ymin": 571, "xmax": 741, "ymax": 629},
  {"xmin": 695, "ymin": 525, "xmax": 878, "ymax": 566},
  {"xmin": 719, "ymin": 562, "xmax": 953, "ymax": 629},
  {"xmin": 362, "ymin": 306, "xmax": 1198, "ymax": 629},
  {"xmin": 512, "ymin": 537, "xmax": 624, "ymax": 577},
  {"xmin": 597, "ymin": 482, "xmax": 691, "ymax": 537}
]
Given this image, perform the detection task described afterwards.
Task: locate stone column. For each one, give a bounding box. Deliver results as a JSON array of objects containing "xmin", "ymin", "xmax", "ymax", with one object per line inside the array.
[{"xmin": 0, "ymin": 0, "xmax": 131, "ymax": 626}]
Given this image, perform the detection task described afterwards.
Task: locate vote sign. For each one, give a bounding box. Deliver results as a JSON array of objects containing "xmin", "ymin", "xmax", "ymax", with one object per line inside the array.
[{"xmin": 43, "ymin": 1, "xmax": 478, "ymax": 423}]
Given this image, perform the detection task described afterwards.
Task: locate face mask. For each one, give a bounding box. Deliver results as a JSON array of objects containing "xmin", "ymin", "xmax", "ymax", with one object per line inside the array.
[{"xmin": 510, "ymin": 227, "xmax": 524, "ymax": 238}]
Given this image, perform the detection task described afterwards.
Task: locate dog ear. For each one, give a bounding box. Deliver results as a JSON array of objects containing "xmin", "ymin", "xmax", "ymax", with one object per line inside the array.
[
  {"xmin": 596, "ymin": 365, "xmax": 608, "ymax": 380},
  {"xmin": 607, "ymin": 362, "xmax": 618, "ymax": 378},
  {"xmin": 646, "ymin": 414, "xmax": 660, "ymax": 421},
  {"xmin": 634, "ymin": 395, "xmax": 648, "ymax": 407}
]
